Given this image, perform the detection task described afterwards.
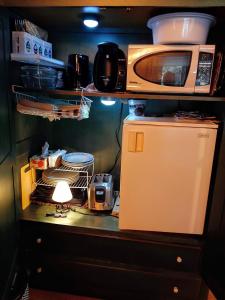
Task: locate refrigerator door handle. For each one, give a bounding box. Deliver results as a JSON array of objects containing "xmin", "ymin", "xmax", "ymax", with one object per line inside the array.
[
  {"xmin": 128, "ymin": 131, "xmax": 144, "ymax": 152},
  {"xmin": 136, "ymin": 132, "xmax": 144, "ymax": 152}
]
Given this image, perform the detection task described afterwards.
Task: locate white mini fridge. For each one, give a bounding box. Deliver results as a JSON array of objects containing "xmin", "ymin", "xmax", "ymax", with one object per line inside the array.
[{"xmin": 119, "ymin": 116, "xmax": 218, "ymax": 234}]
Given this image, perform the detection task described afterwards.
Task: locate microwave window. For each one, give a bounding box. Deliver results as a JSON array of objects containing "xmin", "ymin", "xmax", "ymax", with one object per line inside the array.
[{"xmin": 134, "ymin": 51, "xmax": 192, "ymax": 87}]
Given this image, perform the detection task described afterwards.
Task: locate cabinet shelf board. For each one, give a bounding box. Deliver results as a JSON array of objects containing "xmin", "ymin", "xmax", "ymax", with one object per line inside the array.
[
  {"xmin": 4, "ymin": 0, "xmax": 225, "ymax": 7},
  {"xmin": 20, "ymin": 203, "xmax": 203, "ymax": 247},
  {"xmin": 11, "ymin": 53, "xmax": 65, "ymax": 68},
  {"xmin": 13, "ymin": 86, "xmax": 225, "ymax": 102},
  {"xmin": 47, "ymin": 89, "xmax": 225, "ymax": 102}
]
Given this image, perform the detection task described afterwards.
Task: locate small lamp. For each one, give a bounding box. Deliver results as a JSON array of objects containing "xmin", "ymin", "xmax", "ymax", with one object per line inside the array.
[{"xmin": 52, "ymin": 181, "xmax": 73, "ymax": 217}]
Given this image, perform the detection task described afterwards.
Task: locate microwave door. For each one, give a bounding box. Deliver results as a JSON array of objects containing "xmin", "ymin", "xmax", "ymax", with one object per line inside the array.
[{"xmin": 127, "ymin": 46, "xmax": 199, "ymax": 94}]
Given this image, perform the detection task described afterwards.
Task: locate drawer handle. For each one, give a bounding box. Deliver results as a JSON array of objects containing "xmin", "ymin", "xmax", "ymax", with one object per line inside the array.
[
  {"xmin": 36, "ymin": 267, "xmax": 42, "ymax": 274},
  {"xmin": 173, "ymin": 286, "xmax": 179, "ymax": 294},
  {"xmin": 176, "ymin": 256, "xmax": 183, "ymax": 263},
  {"xmin": 36, "ymin": 238, "xmax": 42, "ymax": 244}
]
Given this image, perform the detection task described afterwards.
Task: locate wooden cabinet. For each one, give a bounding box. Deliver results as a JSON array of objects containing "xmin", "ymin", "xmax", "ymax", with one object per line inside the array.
[
  {"xmin": 20, "ymin": 206, "xmax": 208, "ymax": 300},
  {"xmin": 1, "ymin": 1, "xmax": 225, "ymax": 299},
  {"xmin": 22, "ymin": 225, "xmax": 202, "ymax": 273},
  {"xmin": 28, "ymin": 256, "xmax": 205, "ymax": 300},
  {"xmin": 0, "ymin": 8, "xmax": 17, "ymax": 300}
]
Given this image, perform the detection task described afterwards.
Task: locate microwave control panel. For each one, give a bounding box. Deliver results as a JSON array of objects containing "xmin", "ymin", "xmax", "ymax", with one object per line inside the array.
[{"xmin": 196, "ymin": 52, "xmax": 214, "ymax": 86}]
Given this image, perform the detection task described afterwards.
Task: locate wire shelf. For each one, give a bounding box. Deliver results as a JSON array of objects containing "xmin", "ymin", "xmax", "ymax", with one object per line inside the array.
[
  {"xmin": 36, "ymin": 176, "xmax": 92, "ymax": 189},
  {"xmin": 57, "ymin": 164, "xmax": 94, "ymax": 172},
  {"xmin": 35, "ymin": 162, "xmax": 94, "ymax": 190},
  {"xmin": 12, "ymin": 85, "xmax": 92, "ymax": 121}
]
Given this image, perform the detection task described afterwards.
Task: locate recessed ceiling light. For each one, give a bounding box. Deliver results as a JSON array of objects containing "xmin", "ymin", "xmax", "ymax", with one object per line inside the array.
[
  {"xmin": 83, "ymin": 18, "xmax": 99, "ymax": 28},
  {"xmin": 101, "ymin": 97, "xmax": 116, "ymax": 106},
  {"xmin": 82, "ymin": 14, "xmax": 99, "ymax": 28}
]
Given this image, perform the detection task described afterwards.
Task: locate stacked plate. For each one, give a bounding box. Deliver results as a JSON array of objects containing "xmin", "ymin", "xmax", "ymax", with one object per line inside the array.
[
  {"xmin": 62, "ymin": 152, "xmax": 94, "ymax": 168},
  {"xmin": 42, "ymin": 168, "xmax": 79, "ymax": 186}
]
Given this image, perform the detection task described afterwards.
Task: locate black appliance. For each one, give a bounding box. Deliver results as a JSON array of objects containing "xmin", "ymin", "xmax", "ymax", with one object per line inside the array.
[
  {"xmin": 67, "ymin": 54, "xmax": 89, "ymax": 90},
  {"xmin": 93, "ymin": 42, "xmax": 126, "ymax": 92}
]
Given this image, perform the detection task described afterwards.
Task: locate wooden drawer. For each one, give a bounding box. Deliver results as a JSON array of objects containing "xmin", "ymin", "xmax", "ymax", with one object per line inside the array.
[
  {"xmin": 21, "ymin": 224, "xmax": 202, "ymax": 274},
  {"xmin": 26, "ymin": 253, "xmax": 206, "ymax": 300}
]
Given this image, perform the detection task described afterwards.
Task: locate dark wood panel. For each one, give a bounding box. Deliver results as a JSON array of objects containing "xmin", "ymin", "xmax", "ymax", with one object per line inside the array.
[
  {"xmin": 14, "ymin": 110, "xmax": 53, "ymax": 145},
  {"xmin": 206, "ymin": 120, "xmax": 225, "ymax": 238},
  {"xmin": 27, "ymin": 253, "xmax": 205, "ymax": 300},
  {"xmin": 20, "ymin": 209, "xmax": 207, "ymax": 299},
  {"xmin": 20, "ymin": 205, "xmax": 203, "ymax": 247},
  {"xmin": 0, "ymin": 16, "xmax": 10, "ymax": 165},
  {"xmin": 3, "ymin": 0, "xmax": 225, "ymax": 7},
  {"xmin": 0, "ymin": 158, "xmax": 17, "ymax": 299},
  {"xmin": 0, "ymin": 9, "xmax": 17, "ymax": 300},
  {"xmin": 15, "ymin": 86, "xmax": 225, "ymax": 102},
  {"xmin": 11, "ymin": 6, "xmax": 225, "ymax": 34},
  {"xmin": 49, "ymin": 90, "xmax": 225, "ymax": 102},
  {"xmin": 21, "ymin": 226, "xmax": 202, "ymax": 273},
  {"xmin": 29, "ymin": 289, "xmax": 99, "ymax": 300},
  {"xmin": 202, "ymin": 119, "xmax": 225, "ymax": 298}
]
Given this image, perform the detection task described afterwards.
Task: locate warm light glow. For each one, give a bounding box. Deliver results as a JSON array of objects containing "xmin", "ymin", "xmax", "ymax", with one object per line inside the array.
[
  {"xmin": 52, "ymin": 181, "xmax": 72, "ymax": 203},
  {"xmin": 101, "ymin": 97, "xmax": 116, "ymax": 106},
  {"xmin": 83, "ymin": 19, "xmax": 99, "ymax": 28}
]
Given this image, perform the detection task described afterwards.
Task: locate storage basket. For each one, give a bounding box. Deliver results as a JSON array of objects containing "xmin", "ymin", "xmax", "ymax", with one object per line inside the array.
[{"xmin": 12, "ymin": 86, "xmax": 92, "ymax": 121}]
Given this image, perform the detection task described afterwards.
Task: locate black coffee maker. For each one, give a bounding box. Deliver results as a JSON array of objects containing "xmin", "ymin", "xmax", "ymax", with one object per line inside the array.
[
  {"xmin": 67, "ymin": 54, "xmax": 89, "ymax": 90},
  {"xmin": 93, "ymin": 42, "xmax": 126, "ymax": 92}
]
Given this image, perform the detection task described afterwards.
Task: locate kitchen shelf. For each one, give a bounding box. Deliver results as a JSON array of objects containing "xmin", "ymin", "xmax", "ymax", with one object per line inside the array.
[
  {"xmin": 13, "ymin": 85, "xmax": 225, "ymax": 102},
  {"xmin": 12, "ymin": 85, "xmax": 92, "ymax": 121},
  {"xmin": 36, "ymin": 176, "xmax": 92, "ymax": 189},
  {"xmin": 11, "ymin": 53, "xmax": 65, "ymax": 68},
  {"xmin": 47, "ymin": 89, "xmax": 225, "ymax": 102},
  {"xmin": 35, "ymin": 164, "xmax": 94, "ymax": 190}
]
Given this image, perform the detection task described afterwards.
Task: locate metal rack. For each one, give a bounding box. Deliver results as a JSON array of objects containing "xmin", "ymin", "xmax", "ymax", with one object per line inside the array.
[
  {"xmin": 12, "ymin": 85, "xmax": 92, "ymax": 121},
  {"xmin": 35, "ymin": 163, "xmax": 94, "ymax": 190}
]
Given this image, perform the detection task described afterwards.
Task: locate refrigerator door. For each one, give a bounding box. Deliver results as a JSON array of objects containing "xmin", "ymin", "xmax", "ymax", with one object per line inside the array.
[{"xmin": 119, "ymin": 121, "xmax": 217, "ymax": 234}]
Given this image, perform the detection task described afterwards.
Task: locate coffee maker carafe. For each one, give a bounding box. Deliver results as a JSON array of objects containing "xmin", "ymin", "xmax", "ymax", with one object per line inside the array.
[{"xmin": 93, "ymin": 42, "xmax": 126, "ymax": 92}]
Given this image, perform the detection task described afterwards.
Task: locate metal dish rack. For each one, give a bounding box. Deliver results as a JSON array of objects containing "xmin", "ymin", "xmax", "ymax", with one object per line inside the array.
[
  {"xmin": 35, "ymin": 162, "xmax": 94, "ymax": 190},
  {"xmin": 12, "ymin": 85, "xmax": 92, "ymax": 121}
]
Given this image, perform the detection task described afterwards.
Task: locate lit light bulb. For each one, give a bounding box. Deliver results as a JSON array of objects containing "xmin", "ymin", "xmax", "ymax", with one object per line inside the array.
[
  {"xmin": 52, "ymin": 181, "xmax": 72, "ymax": 203},
  {"xmin": 83, "ymin": 19, "xmax": 99, "ymax": 28},
  {"xmin": 101, "ymin": 97, "xmax": 116, "ymax": 106}
]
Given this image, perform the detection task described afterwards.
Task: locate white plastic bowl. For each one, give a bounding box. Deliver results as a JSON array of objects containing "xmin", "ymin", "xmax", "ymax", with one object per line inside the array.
[{"xmin": 147, "ymin": 12, "xmax": 216, "ymax": 44}]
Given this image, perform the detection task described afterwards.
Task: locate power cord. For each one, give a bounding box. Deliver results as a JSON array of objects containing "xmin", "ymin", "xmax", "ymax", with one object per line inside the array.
[{"xmin": 108, "ymin": 103, "xmax": 124, "ymax": 173}]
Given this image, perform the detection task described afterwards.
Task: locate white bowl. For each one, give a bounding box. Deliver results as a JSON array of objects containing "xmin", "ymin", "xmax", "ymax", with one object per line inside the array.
[{"xmin": 147, "ymin": 12, "xmax": 216, "ymax": 45}]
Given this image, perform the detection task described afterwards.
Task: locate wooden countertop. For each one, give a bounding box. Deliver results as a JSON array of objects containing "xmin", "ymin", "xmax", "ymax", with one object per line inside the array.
[{"xmin": 20, "ymin": 203, "xmax": 204, "ymax": 247}]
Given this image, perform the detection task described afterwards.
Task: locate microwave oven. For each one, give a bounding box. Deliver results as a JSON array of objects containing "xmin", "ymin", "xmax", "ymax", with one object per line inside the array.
[{"xmin": 126, "ymin": 44, "xmax": 215, "ymax": 94}]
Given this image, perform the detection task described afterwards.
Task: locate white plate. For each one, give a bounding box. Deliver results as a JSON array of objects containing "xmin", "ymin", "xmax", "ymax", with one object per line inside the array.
[
  {"xmin": 42, "ymin": 168, "xmax": 79, "ymax": 185},
  {"xmin": 62, "ymin": 152, "xmax": 94, "ymax": 165},
  {"xmin": 62, "ymin": 159, "xmax": 94, "ymax": 167}
]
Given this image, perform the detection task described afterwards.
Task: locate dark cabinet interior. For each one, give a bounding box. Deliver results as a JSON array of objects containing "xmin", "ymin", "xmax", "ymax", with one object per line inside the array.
[
  {"xmin": 1, "ymin": 1, "xmax": 225, "ymax": 300},
  {"xmin": 0, "ymin": 10, "xmax": 17, "ymax": 300}
]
